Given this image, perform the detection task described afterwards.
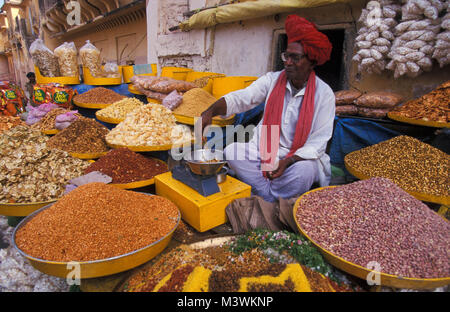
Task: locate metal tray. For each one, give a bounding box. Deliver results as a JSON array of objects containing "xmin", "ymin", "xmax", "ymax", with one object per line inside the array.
[{"xmin": 13, "ymin": 200, "xmax": 180, "ymax": 279}]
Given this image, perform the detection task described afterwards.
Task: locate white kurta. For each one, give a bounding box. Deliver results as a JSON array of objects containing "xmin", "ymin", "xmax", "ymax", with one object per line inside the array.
[{"xmin": 223, "ymin": 70, "xmax": 335, "ymax": 187}]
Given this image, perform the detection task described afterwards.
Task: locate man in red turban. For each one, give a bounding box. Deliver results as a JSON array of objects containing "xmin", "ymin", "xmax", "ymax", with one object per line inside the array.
[{"xmin": 200, "ymin": 15, "xmax": 336, "ymax": 203}]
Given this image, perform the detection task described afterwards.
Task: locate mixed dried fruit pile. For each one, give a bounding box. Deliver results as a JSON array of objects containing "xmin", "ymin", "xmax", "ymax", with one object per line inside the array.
[
  {"xmin": 0, "ymin": 125, "xmax": 90, "ymax": 203},
  {"xmin": 389, "ymin": 81, "xmax": 449, "ymax": 123},
  {"xmin": 106, "ymin": 104, "xmax": 192, "ymax": 147}
]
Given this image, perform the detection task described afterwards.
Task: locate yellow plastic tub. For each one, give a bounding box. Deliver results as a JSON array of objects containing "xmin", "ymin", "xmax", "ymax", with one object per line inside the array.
[
  {"xmin": 387, "ymin": 112, "xmax": 450, "ymax": 129},
  {"xmin": 83, "ymin": 67, "xmax": 123, "ymax": 86},
  {"xmin": 293, "ymin": 186, "xmax": 450, "ymax": 290},
  {"xmin": 12, "ymin": 202, "xmax": 180, "ymax": 279},
  {"xmin": 122, "ymin": 64, "xmax": 158, "ymax": 83},
  {"xmin": 147, "ymin": 98, "xmax": 162, "ymax": 104},
  {"xmin": 212, "ymin": 76, "xmax": 257, "ymax": 99},
  {"xmin": 160, "ymin": 67, "xmax": 193, "ymax": 80},
  {"xmin": 34, "ymin": 66, "xmax": 80, "ymax": 85},
  {"xmin": 185, "ymin": 71, "xmax": 225, "ymax": 94}
]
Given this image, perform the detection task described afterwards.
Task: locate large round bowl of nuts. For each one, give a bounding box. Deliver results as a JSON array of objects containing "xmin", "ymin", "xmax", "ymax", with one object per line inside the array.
[{"xmin": 293, "ymin": 179, "xmax": 450, "ymax": 290}]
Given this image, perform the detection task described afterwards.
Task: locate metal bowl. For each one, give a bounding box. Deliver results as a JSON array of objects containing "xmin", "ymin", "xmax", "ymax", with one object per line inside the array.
[{"xmin": 184, "ymin": 149, "xmax": 227, "ymax": 176}]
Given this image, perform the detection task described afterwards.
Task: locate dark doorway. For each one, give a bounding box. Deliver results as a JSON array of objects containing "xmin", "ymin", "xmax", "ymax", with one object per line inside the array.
[{"xmin": 274, "ymin": 28, "xmax": 345, "ymax": 91}]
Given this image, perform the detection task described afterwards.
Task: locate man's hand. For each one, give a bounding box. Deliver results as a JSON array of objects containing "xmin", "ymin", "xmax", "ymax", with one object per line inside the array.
[
  {"xmin": 266, "ymin": 156, "xmax": 302, "ymax": 180},
  {"xmin": 200, "ymin": 97, "xmax": 227, "ymax": 135},
  {"xmin": 266, "ymin": 158, "xmax": 291, "ymax": 180}
]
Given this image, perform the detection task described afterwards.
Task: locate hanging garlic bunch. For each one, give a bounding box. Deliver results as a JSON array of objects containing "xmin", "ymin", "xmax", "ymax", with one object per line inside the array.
[
  {"xmin": 353, "ymin": 0, "xmax": 401, "ymax": 74},
  {"xmin": 386, "ymin": 0, "xmax": 445, "ymax": 78},
  {"xmin": 432, "ymin": 4, "xmax": 450, "ymax": 68}
]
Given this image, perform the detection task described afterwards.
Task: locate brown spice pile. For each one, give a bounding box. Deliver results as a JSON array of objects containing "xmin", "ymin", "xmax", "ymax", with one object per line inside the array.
[
  {"xmin": 174, "ymin": 88, "xmax": 217, "ymax": 117},
  {"xmin": 345, "ymin": 135, "xmax": 449, "ymax": 197},
  {"xmin": 296, "ymin": 178, "xmax": 450, "ymax": 279},
  {"xmin": 73, "ymin": 87, "xmax": 126, "ymax": 105},
  {"xmin": 84, "ymin": 148, "xmax": 168, "ymax": 183},
  {"xmin": 15, "ymin": 183, "xmax": 179, "ymax": 262},
  {"xmin": 46, "ymin": 118, "xmax": 109, "ymax": 154},
  {"xmin": 31, "ymin": 108, "xmax": 68, "ymax": 131},
  {"xmin": 0, "ymin": 116, "xmax": 25, "ymax": 133},
  {"xmin": 389, "ymin": 81, "xmax": 449, "ymax": 123}
]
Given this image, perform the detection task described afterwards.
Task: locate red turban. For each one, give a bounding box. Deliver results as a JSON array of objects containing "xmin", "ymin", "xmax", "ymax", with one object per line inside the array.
[{"xmin": 285, "ymin": 15, "xmax": 332, "ymax": 66}]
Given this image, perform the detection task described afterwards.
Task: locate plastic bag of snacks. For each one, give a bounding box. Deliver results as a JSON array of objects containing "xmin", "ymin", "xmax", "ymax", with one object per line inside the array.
[
  {"xmin": 26, "ymin": 103, "xmax": 59, "ymax": 125},
  {"xmin": 29, "ymin": 39, "xmax": 60, "ymax": 77},
  {"xmin": 103, "ymin": 62, "xmax": 120, "ymax": 78},
  {"xmin": 49, "ymin": 85, "xmax": 77, "ymax": 109},
  {"xmin": 80, "ymin": 40, "xmax": 103, "ymax": 78},
  {"xmin": 0, "ymin": 84, "xmax": 25, "ymax": 116},
  {"xmin": 162, "ymin": 90, "xmax": 183, "ymax": 110},
  {"xmin": 54, "ymin": 42, "xmax": 79, "ymax": 77},
  {"xmin": 33, "ymin": 84, "xmax": 52, "ymax": 106},
  {"xmin": 55, "ymin": 110, "xmax": 80, "ymax": 130}
]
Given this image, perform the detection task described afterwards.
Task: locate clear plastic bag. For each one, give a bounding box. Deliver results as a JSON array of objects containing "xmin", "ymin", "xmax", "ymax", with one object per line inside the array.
[
  {"xmin": 54, "ymin": 42, "xmax": 79, "ymax": 77},
  {"xmin": 103, "ymin": 62, "xmax": 120, "ymax": 78},
  {"xmin": 162, "ymin": 90, "xmax": 183, "ymax": 111},
  {"xmin": 29, "ymin": 39, "xmax": 60, "ymax": 77},
  {"xmin": 80, "ymin": 40, "xmax": 103, "ymax": 78}
]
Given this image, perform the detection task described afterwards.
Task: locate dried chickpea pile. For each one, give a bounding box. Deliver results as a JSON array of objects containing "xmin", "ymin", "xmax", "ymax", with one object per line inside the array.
[
  {"xmin": 0, "ymin": 125, "xmax": 90, "ymax": 203},
  {"xmin": 95, "ymin": 97, "xmax": 144, "ymax": 121},
  {"xmin": 46, "ymin": 118, "xmax": 109, "ymax": 154},
  {"xmin": 122, "ymin": 242, "xmax": 352, "ymax": 292},
  {"xmin": 389, "ymin": 80, "xmax": 450, "ymax": 123},
  {"xmin": 0, "ymin": 116, "xmax": 24, "ymax": 134},
  {"xmin": 296, "ymin": 178, "xmax": 450, "ymax": 279},
  {"xmin": 345, "ymin": 135, "xmax": 449, "ymax": 198},
  {"xmin": 15, "ymin": 183, "xmax": 179, "ymax": 262},
  {"xmin": 106, "ymin": 104, "xmax": 192, "ymax": 147},
  {"xmin": 73, "ymin": 87, "xmax": 126, "ymax": 105}
]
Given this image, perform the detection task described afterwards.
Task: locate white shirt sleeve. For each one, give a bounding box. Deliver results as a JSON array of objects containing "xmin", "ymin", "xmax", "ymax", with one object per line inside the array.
[
  {"xmin": 223, "ymin": 72, "xmax": 279, "ymax": 117},
  {"xmin": 293, "ymin": 80, "xmax": 335, "ymax": 160}
]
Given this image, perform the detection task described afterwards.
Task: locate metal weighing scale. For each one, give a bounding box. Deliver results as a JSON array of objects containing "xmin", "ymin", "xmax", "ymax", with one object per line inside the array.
[{"xmin": 168, "ymin": 149, "xmax": 227, "ymax": 197}]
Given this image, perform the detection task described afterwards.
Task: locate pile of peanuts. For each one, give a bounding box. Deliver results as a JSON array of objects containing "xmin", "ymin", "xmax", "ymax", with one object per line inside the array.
[
  {"xmin": 296, "ymin": 178, "xmax": 450, "ymax": 279},
  {"xmin": 345, "ymin": 135, "xmax": 449, "ymax": 198}
]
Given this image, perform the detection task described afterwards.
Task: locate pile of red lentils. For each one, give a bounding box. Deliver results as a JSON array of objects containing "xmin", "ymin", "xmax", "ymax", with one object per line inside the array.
[{"xmin": 15, "ymin": 183, "xmax": 179, "ymax": 262}]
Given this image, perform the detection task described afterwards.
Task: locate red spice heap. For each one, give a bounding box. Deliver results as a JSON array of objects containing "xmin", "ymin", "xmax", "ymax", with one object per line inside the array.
[
  {"xmin": 84, "ymin": 148, "xmax": 168, "ymax": 183},
  {"xmin": 15, "ymin": 182, "xmax": 179, "ymax": 262}
]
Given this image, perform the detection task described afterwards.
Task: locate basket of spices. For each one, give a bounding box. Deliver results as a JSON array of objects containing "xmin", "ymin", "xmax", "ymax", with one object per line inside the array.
[
  {"xmin": 13, "ymin": 183, "xmax": 180, "ymax": 279},
  {"xmin": 31, "ymin": 107, "xmax": 68, "ymax": 135},
  {"xmin": 0, "ymin": 125, "xmax": 90, "ymax": 216},
  {"xmin": 73, "ymin": 87, "xmax": 126, "ymax": 109},
  {"xmin": 344, "ymin": 135, "xmax": 450, "ymax": 206},
  {"xmin": 84, "ymin": 148, "xmax": 168, "ymax": 189},
  {"xmin": 46, "ymin": 117, "xmax": 110, "ymax": 159},
  {"xmin": 120, "ymin": 232, "xmax": 358, "ymax": 292},
  {"xmin": 172, "ymin": 88, "xmax": 235, "ymax": 126},
  {"xmin": 95, "ymin": 97, "xmax": 144, "ymax": 124},
  {"xmin": 294, "ymin": 178, "xmax": 450, "ymax": 290},
  {"xmin": 106, "ymin": 104, "xmax": 193, "ymax": 152}
]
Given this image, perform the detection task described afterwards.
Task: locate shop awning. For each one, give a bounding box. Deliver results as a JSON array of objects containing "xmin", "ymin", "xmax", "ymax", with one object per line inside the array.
[{"xmin": 177, "ymin": 0, "xmax": 350, "ymax": 32}]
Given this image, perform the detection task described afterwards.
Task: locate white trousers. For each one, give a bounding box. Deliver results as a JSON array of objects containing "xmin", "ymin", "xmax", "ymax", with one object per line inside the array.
[{"xmin": 224, "ymin": 142, "xmax": 319, "ymax": 203}]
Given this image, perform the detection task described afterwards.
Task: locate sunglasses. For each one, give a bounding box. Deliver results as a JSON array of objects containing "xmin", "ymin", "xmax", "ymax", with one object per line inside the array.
[{"xmin": 281, "ymin": 52, "xmax": 306, "ymax": 64}]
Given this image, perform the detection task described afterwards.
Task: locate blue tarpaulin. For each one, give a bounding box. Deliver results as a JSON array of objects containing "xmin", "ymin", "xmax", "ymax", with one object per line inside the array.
[{"xmin": 329, "ymin": 116, "xmax": 402, "ymax": 168}]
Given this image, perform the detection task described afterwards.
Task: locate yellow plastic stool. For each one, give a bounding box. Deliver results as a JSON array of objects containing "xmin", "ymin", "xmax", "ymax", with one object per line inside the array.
[{"xmin": 161, "ymin": 66, "xmax": 193, "ymax": 80}]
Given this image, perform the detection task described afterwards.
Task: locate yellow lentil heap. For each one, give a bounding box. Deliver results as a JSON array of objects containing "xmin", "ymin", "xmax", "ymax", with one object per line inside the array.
[
  {"xmin": 174, "ymin": 88, "xmax": 217, "ymax": 117},
  {"xmin": 96, "ymin": 97, "xmax": 144, "ymax": 121}
]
